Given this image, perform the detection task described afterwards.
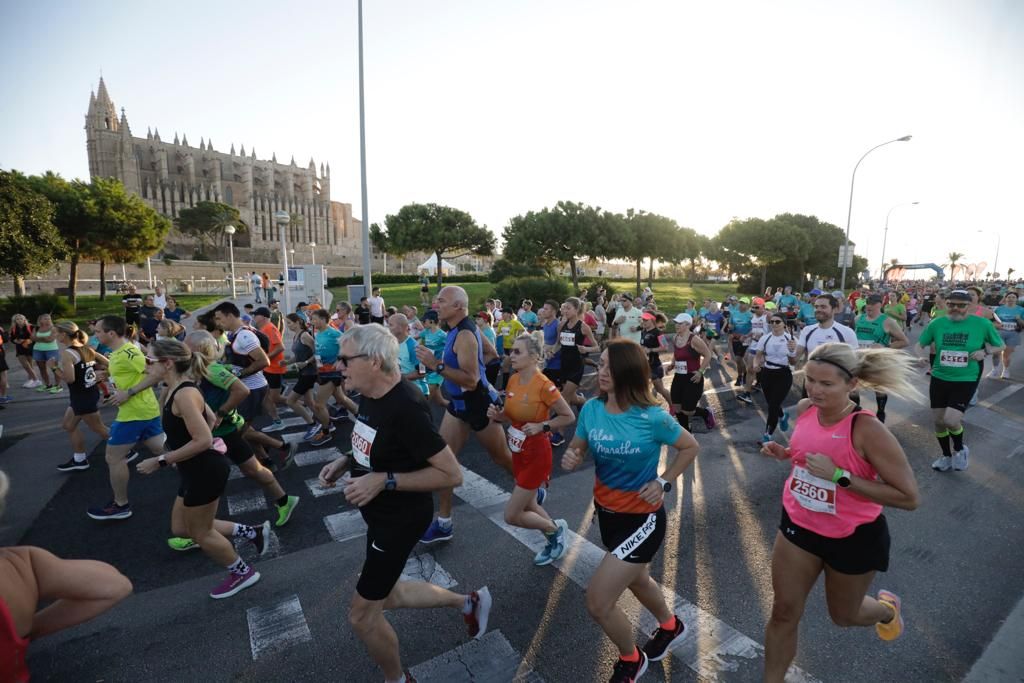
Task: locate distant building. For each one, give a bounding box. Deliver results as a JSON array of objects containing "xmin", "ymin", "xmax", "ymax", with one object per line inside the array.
[{"xmin": 84, "ymin": 76, "xmax": 363, "ymax": 264}]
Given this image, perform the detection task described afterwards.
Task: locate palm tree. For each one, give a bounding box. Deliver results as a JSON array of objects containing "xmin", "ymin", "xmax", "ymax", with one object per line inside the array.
[
  {"xmin": 1008, "ymin": 267, "xmax": 1016, "ymax": 281},
  {"xmin": 947, "ymin": 251, "xmax": 964, "ymax": 282}
]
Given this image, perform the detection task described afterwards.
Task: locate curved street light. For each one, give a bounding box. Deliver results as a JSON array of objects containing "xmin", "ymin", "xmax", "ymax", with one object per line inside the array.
[
  {"xmin": 977, "ymin": 229, "xmax": 1001, "ymax": 279},
  {"xmin": 224, "ymin": 224, "xmax": 237, "ymax": 299},
  {"xmin": 840, "ymin": 135, "xmax": 912, "ymax": 291},
  {"xmin": 879, "ymin": 201, "xmax": 919, "ymax": 280}
]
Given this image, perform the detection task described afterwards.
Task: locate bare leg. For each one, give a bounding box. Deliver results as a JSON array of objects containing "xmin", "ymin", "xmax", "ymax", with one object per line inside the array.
[
  {"xmin": 504, "ymin": 485, "xmax": 555, "ymax": 532},
  {"xmin": 585, "ymin": 552, "xmax": 649, "ymax": 656},
  {"xmin": 184, "ymin": 499, "xmax": 238, "ymax": 566},
  {"xmin": 763, "ymin": 532, "xmax": 824, "ymax": 683},
  {"xmin": 437, "ymin": 413, "xmax": 469, "ymax": 518},
  {"xmin": 823, "ymin": 567, "xmax": 893, "ymax": 627},
  {"xmin": 239, "ymin": 456, "xmax": 286, "ymax": 501},
  {"xmin": 103, "ymin": 443, "xmax": 133, "ymax": 506}
]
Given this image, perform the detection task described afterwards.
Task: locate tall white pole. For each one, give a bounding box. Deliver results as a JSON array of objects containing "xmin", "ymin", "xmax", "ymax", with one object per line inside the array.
[
  {"xmin": 275, "ymin": 211, "xmax": 291, "ymax": 314},
  {"xmin": 228, "ymin": 233, "xmax": 236, "ymax": 299},
  {"xmin": 358, "ymin": 0, "xmax": 372, "ymax": 297},
  {"xmin": 840, "ymin": 135, "xmax": 912, "ymax": 292},
  {"xmin": 146, "ymin": 256, "xmax": 153, "ymax": 289}
]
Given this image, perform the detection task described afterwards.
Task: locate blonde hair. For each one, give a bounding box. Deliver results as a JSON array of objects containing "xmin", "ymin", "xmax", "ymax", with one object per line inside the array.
[
  {"xmin": 183, "ymin": 330, "xmax": 222, "ymax": 365},
  {"xmin": 11, "ymin": 314, "xmax": 27, "ymax": 328},
  {"xmin": 149, "ymin": 338, "xmax": 209, "ymax": 381},
  {"xmin": 157, "ymin": 320, "xmax": 185, "ymax": 339},
  {"xmin": 514, "ymin": 332, "xmax": 543, "ymax": 360},
  {"xmin": 55, "ymin": 320, "xmax": 98, "ymax": 362},
  {"xmin": 808, "ymin": 343, "xmax": 923, "ymax": 402}
]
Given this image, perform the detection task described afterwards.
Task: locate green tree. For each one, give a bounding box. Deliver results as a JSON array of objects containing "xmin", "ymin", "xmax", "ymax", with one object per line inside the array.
[
  {"xmin": 174, "ymin": 201, "xmax": 247, "ymax": 256},
  {"xmin": 25, "ymin": 172, "xmax": 97, "ymax": 306},
  {"xmin": 613, "ymin": 210, "xmax": 682, "ymax": 296},
  {"xmin": 947, "ymin": 251, "xmax": 964, "ymax": 281},
  {"xmin": 84, "ymin": 178, "xmax": 171, "ymax": 300},
  {"xmin": 501, "ymin": 201, "xmax": 612, "ymax": 291},
  {"xmin": 372, "ymin": 203, "xmax": 495, "ymax": 289},
  {"xmin": 0, "ymin": 170, "xmax": 68, "ymax": 295},
  {"xmin": 715, "ymin": 217, "xmax": 811, "ymax": 292}
]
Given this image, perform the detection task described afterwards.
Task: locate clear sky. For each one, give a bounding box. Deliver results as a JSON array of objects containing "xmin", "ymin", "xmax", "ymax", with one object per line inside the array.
[{"xmin": 1, "ymin": 0, "xmax": 1021, "ymax": 278}]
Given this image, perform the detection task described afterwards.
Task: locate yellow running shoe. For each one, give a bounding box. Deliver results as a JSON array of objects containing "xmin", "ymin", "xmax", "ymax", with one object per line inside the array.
[{"xmin": 875, "ymin": 590, "xmax": 903, "ymax": 641}]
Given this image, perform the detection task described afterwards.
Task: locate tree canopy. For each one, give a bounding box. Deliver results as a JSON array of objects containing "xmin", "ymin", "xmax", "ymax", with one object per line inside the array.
[
  {"xmin": 174, "ymin": 201, "xmax": 246, "ymax": 255},
  {"xmin": 372, "ymin": 202, "xmax": 495, "ymax": 288},
  {"xmin": 0, "ymin": 170, "xmax": 68, "ymax": 295}
]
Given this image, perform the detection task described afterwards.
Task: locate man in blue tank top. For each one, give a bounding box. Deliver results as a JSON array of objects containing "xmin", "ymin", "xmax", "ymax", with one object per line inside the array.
[{"xmin": 415, "ymin": 286, "xmax": 514, "ymax": 543}]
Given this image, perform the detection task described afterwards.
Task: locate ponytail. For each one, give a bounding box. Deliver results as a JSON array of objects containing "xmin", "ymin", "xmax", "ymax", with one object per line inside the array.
[{"xmin": 808, "ymin": 343, "xmax": 923, "ymax": 402}]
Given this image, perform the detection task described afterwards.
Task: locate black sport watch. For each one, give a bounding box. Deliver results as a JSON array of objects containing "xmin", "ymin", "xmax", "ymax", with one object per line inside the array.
[
  {"xmin": 542, "ymin": 423, "xmax": 551, "ymax": 433},
  {"xmin": 435, "ymin": 362, "xmax": 445, "ymax": 374},
  {"xmin": 384, "ymin": 472, "xmax": 397, "ymax": 491},
  {"xmin": 656, "ymin": 477, "xmax": 671, "ymax": 492},
  {"xmin": 836, "ymin": 470, "xmax": 852, "ymax": 488}
]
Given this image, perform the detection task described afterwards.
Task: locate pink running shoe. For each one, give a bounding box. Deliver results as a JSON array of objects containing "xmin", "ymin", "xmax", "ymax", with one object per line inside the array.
[{"xmin": 209, "ymin": 566, "xmax": 261, "ymax": 599}]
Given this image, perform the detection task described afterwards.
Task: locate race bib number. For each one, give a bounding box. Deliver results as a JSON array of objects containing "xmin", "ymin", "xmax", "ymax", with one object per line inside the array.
[
  {"xmin": 939, "ymin": 350, "xmax": 969, "ymax": 368},
  {"xmin": 857, "ymin": 338, "xmax": 874, "ymax": 349},
  {"xmin": 507, "ymin": 426, "xmax": 526, "ymax": 454},
  {"xmin": 83, "ymin": 362, "xmax": 98, "ymax": 388},
  {"xmin": 1002, "ymin": 321, "xmax": 1016, "ymax": 332},
  {"xmin": 789, "ymin": 466, "xmax": 836, "ymax": 514},
  {"xmin": 674, "ymin": 360, "xmax": 688, "ymax": 374},
  {"xmin": 351, "ymin": 420, "xmax": 377, "ymax": 469},
  {"xmin": 560, "ymin": 331, "xmax": 576, "ymax": 347}
]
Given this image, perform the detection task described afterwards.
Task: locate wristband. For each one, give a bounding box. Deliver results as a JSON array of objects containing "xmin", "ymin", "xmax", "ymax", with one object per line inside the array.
[{"xmin": 831, "ymin": 467, "xmax": 844, "ymax": 483}]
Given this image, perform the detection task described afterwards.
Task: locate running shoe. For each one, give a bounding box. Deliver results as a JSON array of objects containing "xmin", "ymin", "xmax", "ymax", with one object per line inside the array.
[
  {"xmin": 403, "ymin": 672, "xmax": 417, "ymax": 683},
  {"xmin": 275, "ymin": 496, "xmax": 300, "ymax": 527},
  {"xmin": 953, "ymin": 445, "xmax": 969, "ymax": 471},
  {"xmin": 535, "ymin": 519, "xmax": 568, "ymax": 565},
  {"xmin": 762, "ymin": 433, "xmax": 772, "ymax": 444},
  {"xmin": 167, "ymin": 537, "xmax": 199, "ymax": 552},
  {"xmin": 736, "ymin": 392, "xmax": 753, "ymax": 405},
  {"xmin": 988, "ymin": 367, "xmax": 1002, "ymax": 379},
  {"xmin": 733, "ymin": 376, "xmax": 743, "ymax": 386},
  {"xmin": 549, "ymin": 433, "xmax": 566, "ymax": 447},
  {"xmin": 125, "ymin": 450, "xmax": 140, "ymax": 464},
  {"xmin": 87, "ymin": 501, "xmax": 132, "ymax": 521},
  {"xmin": 609, "ymin": 650, "xmax": 648, "ymax": 683},
  {"xmin": 253, "ymin": 520, "xmax": 272, "ymax": 556},
  {"xmin": 875, "ymin": 590, "xmax": 904, "ymax": 641},
  {"xmin": 0, "ymin": 396, "xmax": 12, "ymax": 405},
  {"xmin": 21, "ymin": 379, "xmax": 36, "ymax": 389},
  {"xmin": 260, "ymin": 419, "xmax": 285, "ymax": 433},
  {"xmin": 279, "ymin": 441, "xmax": 299, "ymax": 470},
  {"xmin": 56, "ymin": 457, "xmax": 89, "ymax": 472},
  {"xmin": 1002, "ymin": 368, "xmax": 1011, "ymax": 380},
  {"xmin": 302, "ymin": 423, "xmax": 320, "ymax": 441},
  {"xmin": 36, "ymin": 384, "xmax": 49, "ymax": 392},
  {"xmin": 48, "ymin": 385, "xmax": 63, "ymax": 394},
  {"xmin": 752, "ymin": 383, "xmax": 762, "ymax": 393},
  {"xmin": 779, "ymin": 410, "xmax": 790, "ymax": 432},
  {"xmin": 642, "ymin": 615, "xmax": 686, "ymax": 662},
  {"xmin": 931, "ymin": 455, "xmax": 952, "ymax": 472},
  {"xmin": 209, "ymin": 566, "xmax": 261, "ymax": 599},
  {"xmin": 535, "ymin": 486, "xmax": 548, "ymax": 506},
  {"xmin": 969, "ymin": 391, "xmax": 979, "ymax": 407},
  {"xmin": 329, "ymin": 406, "xmax": 348, "ymax": 422},
  {"xmin": 463, "ymin": 586, "xmax": 492, "ymax": 639},
  {"xmin": 328, "ymin": 422, "xmax": 337, "ymax": 434},
  {"xmin": 703, "ymin": 409, "xmax": 717, "ymax": 430},
  {"xmin": 309, "ymin": 429, "xmax": 332, "ymax": 446},
  {"xmin": 420, "ymin": 519, "xmax": 454, "ymax": 544}
]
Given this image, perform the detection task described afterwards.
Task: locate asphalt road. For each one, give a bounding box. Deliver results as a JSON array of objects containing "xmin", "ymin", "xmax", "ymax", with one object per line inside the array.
[{"xmin": 7, "ymin": 324, "xmax": 1024, "ymax": 682}]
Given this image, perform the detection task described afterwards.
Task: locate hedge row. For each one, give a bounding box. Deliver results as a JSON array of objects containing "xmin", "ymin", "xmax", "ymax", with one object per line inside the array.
[{"xmin": 326, "ymin": 273, "xmax": 492, "ymax": 287}]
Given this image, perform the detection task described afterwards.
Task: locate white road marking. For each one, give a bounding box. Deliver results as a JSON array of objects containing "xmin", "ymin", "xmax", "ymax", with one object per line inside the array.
[
  {"xmin": 273, "ymin": 416, "xmax": 311, "ymax": 429},
  {"xmin": 295, "ymin": 447, "xmax": 343, "ymax": 468},
  {"xmin": 228, "ymin": 465, "xmax": 244, "ymax": 480},
  {"xmin": 400, "ymin": 552, "xmax": 458, "ymax": 589},
  {"xmin": 409, "ymin": 630, "xmax": 543, "ymax": 682},
  {"xmin": 979, "ymin": 382, "xmax": 1024, "ymax": 408},
  {"xmin": 227, "ymin": 490, "xmax": 268, "ymax": 515},
  {"xmin": 246, "ymin": 594, "xmax": 312, "ymax": 661},
  {"xmin": 964, "ymin": 594, "xmax": 1024, "ymax": 682},
  {"xmin": 305, "ymin": 477, "xmax": 345, "ymax": 497},
  {"xmin": 456, "ymin": 467, "xmax": 820, "ymax": 683},
  {"xmin": 323, "ymin": 509, "xmax": 366, "ymax": 542}
]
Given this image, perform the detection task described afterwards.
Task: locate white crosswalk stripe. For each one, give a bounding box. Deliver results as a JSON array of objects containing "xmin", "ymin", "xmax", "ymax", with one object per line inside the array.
[
  {"xmin": 246, "ymin": 595, "xmax": 312, "ymax": 660},
  {"xmin": 409, "ymin": 630, "xmax": 543, "ymax": 682},
  {"xmin": 226, "ymin": 490, "xmax": 268, "ymax": 515},
  {"xmin": 323, "ymin": 509, "xmax": 366, "ymax": 542}
]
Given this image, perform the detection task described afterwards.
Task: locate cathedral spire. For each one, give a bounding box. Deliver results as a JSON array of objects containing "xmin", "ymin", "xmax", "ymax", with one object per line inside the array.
[
  {"xmin": 199, "ymin": 136, "xmax": 205, "ymax": 150},
  {"xmin": 240, "ymin": 144, "xmax": 246, "ymax": 157},
  {"xmin": 154, "ymin": 127, "xmax": 161, "ymax": 142},
  {"xmin": 290, "ymin": 155, "xmax": 296, "ymax": 166},
  {"xmin": 272, "ymin": 152, "xmax": 277, "ymax": 163},
  {"xmin": 182, "ymin": 133, "xmax": 188, "ymax": 147},
  {"xmin": 230, "ymin": 143, "xmax": 235, "ymax": 156},
  {"xmin": 173, "ymin": 132, "xmax": 179, "ymax": 145},
  {"xmin": 119, "ymin": 108, "xmax": 131, "ymax": 137}
]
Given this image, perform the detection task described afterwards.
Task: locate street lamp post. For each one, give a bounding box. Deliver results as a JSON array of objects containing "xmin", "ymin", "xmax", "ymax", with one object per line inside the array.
[
  {"xmin": 840, "ymin": 134, "xmax": 913, "ymax": 292},
  {"xmin": 224, "ymin": 224, "xmax": 237, "ymax": 298},
  {"xmin": 358, "ymin": 0, "xmax": 372, "ymax": 295},
  {"xmin": 977, "ymin": 230, "xmax": 1001, "ymax": 279},
  {"xmin": 309, "ymin": 242, "xmax": 316, "ymax": 265},
  {"xmin": 879, "ymin": 201, "xmax": 919, "ymax": 280},
  {"xmin": 274, "ymin": 210, "xmax": 291, "ymax": 314}
]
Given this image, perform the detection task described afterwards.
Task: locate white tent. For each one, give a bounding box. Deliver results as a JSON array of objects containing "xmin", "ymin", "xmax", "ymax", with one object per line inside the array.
[{"xmin": 417, "ymin": 256, "xmax": 457, "ymax": 276}]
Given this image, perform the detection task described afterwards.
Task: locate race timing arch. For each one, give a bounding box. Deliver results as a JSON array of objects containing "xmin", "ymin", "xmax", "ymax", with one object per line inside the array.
[{"xmin": 882, "ymin": 263, "xmax": 945, "ymax": 280}]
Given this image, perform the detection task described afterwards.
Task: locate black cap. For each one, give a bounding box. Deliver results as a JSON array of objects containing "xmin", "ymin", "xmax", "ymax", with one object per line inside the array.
[
  {"xmin": 253, "ymin": 306, "xmax": 271, "ymax": 317},
  {"xmin": 297, "ymin": 301, "xmax": 308, "ymax": 308},
  {"xmin": 866, "ymin": 294, "xmax": 884, "ymax": 304},
  {"xmin": 947, "ymin": 290, "xmax": 971, "ymax": 302}
]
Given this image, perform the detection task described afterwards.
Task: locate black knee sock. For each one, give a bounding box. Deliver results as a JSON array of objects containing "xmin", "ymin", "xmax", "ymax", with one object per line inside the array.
[
  {"xmin": 677, "ymin": 413, "xmax": 690, "ymax": 430},
  {"xmin": 693, "ymin": 406, "xmax": 708, "ymax": 419},
  {"xmin": 876, "ymin": 394, "xmax": 888, "ymax": 416},
  {"xmin": 276, "ymin": 494, "xmax": 289, "ymax": 507},
  {"xmin": 950, "ymin": 426, "xmax": 964, "ymax": 451},
  {"xmin": 936, "ymin": 431, "xmax": 952, "ymax": 457}
]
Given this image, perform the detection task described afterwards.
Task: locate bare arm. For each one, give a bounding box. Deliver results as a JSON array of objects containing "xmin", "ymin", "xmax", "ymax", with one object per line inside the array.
[
  {"xmin": 419, "ymin": 328, "xmax": 479, "ymax": 390},
  {"xmin": 343, "ymin": 447, "xmax": 463, "ymax": 507},
  {"xmin": 241, "ymin": 346, "xmax": 269, "ymax": 376},
  {"xmin": 578, "ymin": 322, "xmax": 599, "ymax": 354},
  {"xmin": 845, "ymin": 416, "xmax": 919, "ymax": 510},
  {"xmin": 165, "ymin": 389, "xmax": 214, "ymax": 463},
  {"xmin": 27, "ymin": 546, "xmax": 133, "ymax": 639},
  {"xmin": 885, "ymin": 318, "xmax": 909, "ymax": 349}
]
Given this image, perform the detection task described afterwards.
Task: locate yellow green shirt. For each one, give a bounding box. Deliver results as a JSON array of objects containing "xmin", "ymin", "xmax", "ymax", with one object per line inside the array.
[{"xmin": 110, "ymin": 343, "xmax": 160, "ymax": 422}]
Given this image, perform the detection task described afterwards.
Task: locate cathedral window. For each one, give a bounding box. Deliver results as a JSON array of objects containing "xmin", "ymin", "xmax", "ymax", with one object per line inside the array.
[{"xmin": 225, "ymin": 186, "xmax": 234, "ymax": 204}]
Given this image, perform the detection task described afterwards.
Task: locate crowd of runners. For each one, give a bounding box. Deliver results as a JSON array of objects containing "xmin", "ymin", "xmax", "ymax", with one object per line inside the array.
[{"xmin": 1, "ymin": 275, "xmax": 1019, "ymax": 683}]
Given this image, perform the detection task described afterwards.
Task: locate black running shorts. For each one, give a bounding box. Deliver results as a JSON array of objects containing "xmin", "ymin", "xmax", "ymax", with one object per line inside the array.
[
  {"xmin": 542, "ymin": 367, "xmax": 563, "ymax": 389},
  {"xmin": 176, "ymin": 451, "xmax": 230, "ymax": 507},
  {"xmin": 929, "ymin": 377, "xmax": 978, "ymax": 414},
  {"xmin": 237, "ymin": 387, "xmax": 266, "ymax": 422},
  {"xmin": 357, "ymin": 502, "xmax": 433, "ymax": 601},
  {"xmin": 292, "ymin": 374, "xmax": 317, "ymax": 396},
  {"xmin": 779, "ymin": 507, "xmax": 890, "ymax": 575},
  {"xmin": 69, "ymin": 388, "xmax": 101, "ymax": 416},
  {"xmin": 670, "ymin": 373, "xmax": 705, "ymax": 411},
  {"xmin": 219, "ymin": 428, "xmax": 256, "ymax": 466},
  {"xmin": 446, "ymin": 386, "xmax": 495, "ymax": 432},
  {"xmin": 265, "ymin": 373, "xmax": 283, "ymax": 390},
  {"xmin": 597, "ymin": 504, "xmax": 666, "ymax": 565}
]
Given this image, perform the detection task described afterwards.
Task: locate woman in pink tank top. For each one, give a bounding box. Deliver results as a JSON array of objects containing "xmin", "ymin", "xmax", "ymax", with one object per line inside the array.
[{"xmin": 758, "ymin": 342, "xmax": 921, "ymax": 683}]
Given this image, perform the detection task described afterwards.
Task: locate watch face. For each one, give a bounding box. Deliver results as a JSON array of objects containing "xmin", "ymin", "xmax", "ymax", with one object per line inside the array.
[{"xmin": 838, "ymin": 476, "xmax": 851, "ymax": 488}]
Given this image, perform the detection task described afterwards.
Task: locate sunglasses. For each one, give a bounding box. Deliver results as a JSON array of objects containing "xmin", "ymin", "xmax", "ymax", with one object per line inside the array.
[
  {"xmin": 947, "ymin": 302, "xmax": 968, "ymax": 309},
  {"xmin": 338, "ymin": 354, "xmax": 368, "ymax": 367},
  {"xmin": 770, "ymin": 319, "xmax": 785, "ymax": 325}
]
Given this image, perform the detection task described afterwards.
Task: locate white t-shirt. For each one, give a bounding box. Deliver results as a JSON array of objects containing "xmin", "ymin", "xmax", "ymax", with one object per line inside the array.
[
  {"xmin": 753, "ymin": 332, "xmax": 796, "ymax": 368},
  {"xmin": 228, "ymin": 328, "xmax": 269, "ymax": 390},
  {"xmin": 798, "ymin": 322, "xmax": 857, "ymax": 354},
  {"xmin": 616, "ymin": 306, "xmax": 643, "ymax": 344},
  {"xmin": 153, "ymin": 293, "xmax": 167, "ymax": 309},
  {"xmin": 594, "ymin": 303, "xmax": 606, "ymax": 334},
  {"xmin": 368, "ymin": 296, "xmax": 385, "ymax": 318},
  {"xmin": 250, "ymin": 273, "xmax": 262, "ymax": 287},
  {"xmin": 750, "ymin": 314, "xmax": 769, "ymax": 341}
]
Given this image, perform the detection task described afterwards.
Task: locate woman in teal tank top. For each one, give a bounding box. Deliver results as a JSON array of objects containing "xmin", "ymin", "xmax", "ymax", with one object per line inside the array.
[
  {"xmin": 992, "ymin": 292, "xmax": 1024, "ymax": 379},
  {"xmin": 31, "ymin": 314, "xmax": 61, "ymax": 392}
]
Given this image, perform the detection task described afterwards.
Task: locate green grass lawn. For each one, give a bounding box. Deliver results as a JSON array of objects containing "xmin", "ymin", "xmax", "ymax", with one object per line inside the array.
[
  {"xmin": 68, "ymin": 293, "xmax": 223, "ymax": 326},
  {"xmin": 329, "ymin": 280, "xmax": 739, "ymax": 315}
]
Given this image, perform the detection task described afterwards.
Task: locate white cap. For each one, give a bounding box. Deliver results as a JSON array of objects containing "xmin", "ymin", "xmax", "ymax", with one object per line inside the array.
[{"xmin": 673, "ymin": 313, "xmax": 693, "ymax": 324}]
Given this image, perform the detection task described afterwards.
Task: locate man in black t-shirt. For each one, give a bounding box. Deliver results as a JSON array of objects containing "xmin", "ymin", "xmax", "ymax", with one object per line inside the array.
[
  {"xmin": 121, "ymin": 284, "xmax": 143, "ymax": 325},
  {"xmin": 354, "ymin": 297, "xmax": 372, "ymax": 325},
  {"xmin": 318, "ymin": 324, "xmax": 492, "ymax": 682}
]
